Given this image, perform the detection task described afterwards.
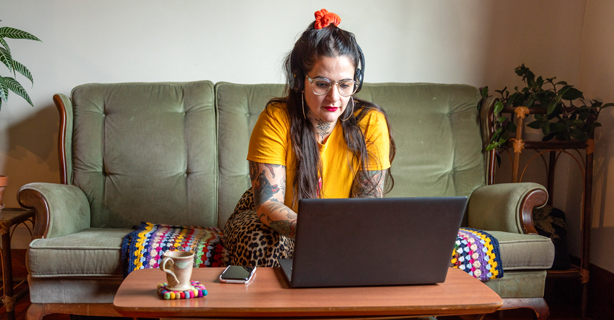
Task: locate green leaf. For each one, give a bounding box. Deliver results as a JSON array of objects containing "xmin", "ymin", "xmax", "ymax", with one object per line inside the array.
[
  {"xmin": 556, "ymin": 86, "xmax": 570, "ymax": 102},
  {"xmin": 511, "ymin": 92, "xmax": 525, "ymax": 107},
  {"xmin": 0, "ymin": 37, "xmax": 9, "ymax": 52},
  {"xmin": 527, "ymin": 120, "xmax": 543, "ymax": 129},
  {"xmin": 571, "ymin": 129, "xmax": 589, "ymax": 141},
  {"xmin": 559, "ymin": 131, "xmax": 570, "ymax": 141},
  {"xmin": 535, "ymin": 91, "xmax": 551, "ymax": 107},
  {"xmin": 572, "ymin": 119, "xmax": 585, "ymax": 126},
  {"xmin": 562, "ymin": 87, "xmax": 583, "ymax": 100},
  {"xmin": 0, "ymin": 27, "xmax": 41, "ymax": 41},
  {"xmin": 601, "ymin": 103, "xmax": 614, "ymax": 109},
  {"xmin": 494, "ymin": 101, "xmax": 504, "ymax": 114},
  {"xmin": 542, "ymin": 133, "xmax": 556, "ymax": 141},
  {"xmin": 588, "ymin": 100, "xmax": 601, "ymax": 108},
  {"xmin": 0, "ymin": 76, "xmax": 9, "ymax": 103},
  {"xmin": 487, "ymin": 140, "xmax": 500, "ymax": 151},
  {"xmin": 547, "ymin": 101, "xmax": 557, "ymax": 115},
  {"xmin": 3, "ymin": 77, "xmax": 33, "ymax": 106},
  {"xmin": 536, "ymin": 76, "xmax": 544, "ymax": 89},
  {"xmin": 550, "ymin": 122, "xmax": 565, "ymax": 132},
  {"xmin": 542, "ymin": 122, "xmax": 550, "ymax": 135},
  {"xmin": 12, "ymin": 60, "xmax": 33, "ymax": 84},
  {"xmin": 579, "ymin": 111, "xmax": 590, "ymax": 120},
  {"xmin": 547, "ymin": 105, "xmax": 561, "ymax": 120},
  {"xmin": 0, "ymin": 47, "xmax": 13, "ymax": 72},
  {"xmin": 501, "ymin": 131, "xmax": 510, "ymax": 141},
  {"xmin": 481, "ymin": 87, "xmax": 489, "ymax": 98},
  {"xmin": 498, "ymin": 116, "xmax": 507, "ymax": 122},
  {"xmin": 506, "ymin": 122, "xmax": 517, "ymax": 132},
  {"xmin": 0, "ymin": 79, "xmax": 6, "ymax": 103},
  {"xmin": 486, "ymin": 141, "xmax": 498, "ymax": 151}
]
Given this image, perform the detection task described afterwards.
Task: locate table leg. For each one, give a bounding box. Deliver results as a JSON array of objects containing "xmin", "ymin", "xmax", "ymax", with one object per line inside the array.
[{"xmin": 1, "ymin": 226, "xmax": 15, "ymax": 320}]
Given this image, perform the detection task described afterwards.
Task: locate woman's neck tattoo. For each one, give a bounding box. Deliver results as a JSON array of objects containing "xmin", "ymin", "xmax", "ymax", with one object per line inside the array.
[
  {"xmin": 307, "ymin": 110, "xmax": 335, "ymax": 143},
  {"xmin": 315, "ymin": 118, "xmax": 333, "ymax": 142}
]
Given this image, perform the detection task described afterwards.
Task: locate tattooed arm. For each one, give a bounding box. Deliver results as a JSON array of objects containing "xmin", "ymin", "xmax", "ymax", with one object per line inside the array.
[
  {"xmin": 249, "ymin": 160, "xmax": 298, "ymax": 239},
  {"xmin": 351, "ymin": 170, "xmax": 386, "ymax": 198}
]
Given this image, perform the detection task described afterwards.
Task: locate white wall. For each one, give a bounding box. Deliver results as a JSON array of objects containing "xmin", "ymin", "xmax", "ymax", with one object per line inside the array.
[
  {"xmin": 2, "ymin": 0, "xmax": 603, "ymax": 272},
  {"xmin": 576, "ymin": 0, "xmax": 614, "ymax": 273}
]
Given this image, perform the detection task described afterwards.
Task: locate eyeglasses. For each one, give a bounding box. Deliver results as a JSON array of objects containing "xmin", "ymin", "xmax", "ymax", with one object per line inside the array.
[{"xmin": 306, "ymin": 75, "xmax": 358, "ymax": 97}]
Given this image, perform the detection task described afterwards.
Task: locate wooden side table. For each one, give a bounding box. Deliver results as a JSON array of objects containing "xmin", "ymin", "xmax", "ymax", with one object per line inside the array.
[
  {"xmin": 498, "ymin": 105, "xmax": 594, "ymax": 318},
  {"xmin": 1, "ymin": 208, "xmax": 34, "ymax": 320}
]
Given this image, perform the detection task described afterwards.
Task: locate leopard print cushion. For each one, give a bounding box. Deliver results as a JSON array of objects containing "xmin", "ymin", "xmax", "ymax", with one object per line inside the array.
[{"xmin": 223, "ymin": 189, "xmax": 295, "ymax": 267}]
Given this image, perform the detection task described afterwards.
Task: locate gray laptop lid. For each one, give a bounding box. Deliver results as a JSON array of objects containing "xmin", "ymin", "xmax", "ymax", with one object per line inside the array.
[{"xmin": 281, "ymin": 197, "xmax": 467, "ymax": 288}]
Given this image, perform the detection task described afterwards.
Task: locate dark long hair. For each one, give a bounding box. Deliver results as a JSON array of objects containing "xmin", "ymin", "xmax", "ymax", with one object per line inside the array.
[{"xmin": 268, "ymin": 22, "xmax": 395, "ymax": 206}]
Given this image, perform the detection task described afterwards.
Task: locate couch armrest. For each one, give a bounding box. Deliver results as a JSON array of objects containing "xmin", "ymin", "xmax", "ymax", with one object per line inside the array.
[
  {"xmin": 468, "ymin": 183, "xmax": 548, "ymax": 234},
  {"xmin": 18, "ymin": 183, "xmax": 90, "ymax": 239},
  {"xmin": 54, "ymin": 94, "xmax": 75, "ymax": 185}
]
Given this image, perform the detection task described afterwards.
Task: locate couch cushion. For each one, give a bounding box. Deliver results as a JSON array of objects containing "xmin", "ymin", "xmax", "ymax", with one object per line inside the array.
[
  {"xmin": 28, "ymin": 276, "xmax": 123, "ymax": 304},
  {"xmin": 70, "ymin": 81, "xmax": 218, "ymax": 228},
  {"xmin": 483, "ymin": 270, "xmax": 547, "ymax": 298},
  {"xmin": 356, "ymin": 83, "xmax": 484, "ymax": 199},
  {"xmin": 28, "ymin": 228, "xmax": 132, "ymax": 277},
  {"xmin": 215, "ymin": 82, "xmax": 285, "ymax": 228},
  {"xmin": 487, "ymin": 231, "xmax": 554, "ymax": 270}
]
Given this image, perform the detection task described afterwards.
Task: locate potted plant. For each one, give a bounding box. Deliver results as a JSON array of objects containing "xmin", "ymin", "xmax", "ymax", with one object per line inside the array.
[
  {"xmin": 0, "ymin": 21, "xmax": 41, "ymax": 209},
  {"xmin": 483, "ymin": 64, "xmax": 614, "ymax": 153}
]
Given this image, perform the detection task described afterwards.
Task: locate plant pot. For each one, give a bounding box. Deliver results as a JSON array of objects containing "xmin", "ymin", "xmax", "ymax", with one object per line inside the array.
[{"xmin": 0, "ymin": 175, "xmax": 7, "ymax": 210}]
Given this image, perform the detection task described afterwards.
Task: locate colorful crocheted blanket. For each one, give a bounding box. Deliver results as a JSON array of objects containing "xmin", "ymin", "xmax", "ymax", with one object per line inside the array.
[
  {"xmin": 121, "ymin": 223, "xmax": 503, "ymax": 281},
  {"xmin": 121, "ymin": 222, "xmax": 226, "ymax": 277},
  {"xmin": 452, "ymin": 228, "xmax": 504, "ymax": 281}
]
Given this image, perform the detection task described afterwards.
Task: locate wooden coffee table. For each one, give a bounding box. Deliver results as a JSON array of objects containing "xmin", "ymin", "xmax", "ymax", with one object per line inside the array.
[{"xmin": 113, "ymin": 267, "xmax": 502, "ymax": 319}]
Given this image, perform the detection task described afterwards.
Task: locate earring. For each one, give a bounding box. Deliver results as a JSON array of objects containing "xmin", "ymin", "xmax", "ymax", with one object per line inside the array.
[
  {"xmin": 302, "ymin": 92, "xmax": 307, "ymax": 119},
  {"xmin": 341, "ymin": 96, "xmax": 355, "ymax": 122}
]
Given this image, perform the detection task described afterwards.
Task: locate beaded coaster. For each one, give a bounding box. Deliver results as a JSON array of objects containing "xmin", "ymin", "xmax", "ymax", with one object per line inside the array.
[{"xmin": 157, "ymin": 281, "xmax": 208, "ymax": 300}]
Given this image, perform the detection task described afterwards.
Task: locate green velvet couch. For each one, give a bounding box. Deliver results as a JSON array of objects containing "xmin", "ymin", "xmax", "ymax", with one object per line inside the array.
[{"xmin": 19, "ymin": 81, "xmax": 554, "ymax": 320}]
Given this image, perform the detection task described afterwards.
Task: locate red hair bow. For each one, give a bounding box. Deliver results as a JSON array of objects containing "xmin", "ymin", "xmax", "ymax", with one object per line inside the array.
[{"xmin": 314, "ymin": 9, "xmax": 341, "ymax": 29}]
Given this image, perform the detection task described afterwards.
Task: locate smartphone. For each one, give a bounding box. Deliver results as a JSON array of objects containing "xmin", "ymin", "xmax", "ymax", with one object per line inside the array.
[{"xmin": 219, "ymin": 265, "xmax": 257, "ymax": 284}]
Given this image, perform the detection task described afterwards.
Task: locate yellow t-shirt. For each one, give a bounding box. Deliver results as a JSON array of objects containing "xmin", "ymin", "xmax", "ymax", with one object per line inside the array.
[{"xmin": 247, "ymin": 102, "xmax": 391, "ymax": 212}]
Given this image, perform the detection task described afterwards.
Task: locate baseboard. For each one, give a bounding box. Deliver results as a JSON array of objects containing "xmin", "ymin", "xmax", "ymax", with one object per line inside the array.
[{"xmin": 569, "ymin": 255, "xmax": 614, "ymax": 320}]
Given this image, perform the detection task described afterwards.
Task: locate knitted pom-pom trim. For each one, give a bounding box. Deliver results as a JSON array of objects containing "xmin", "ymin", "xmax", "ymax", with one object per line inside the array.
[{"xmin": 157, "ymin": 281, "xmax": 208, "ymax": 300}]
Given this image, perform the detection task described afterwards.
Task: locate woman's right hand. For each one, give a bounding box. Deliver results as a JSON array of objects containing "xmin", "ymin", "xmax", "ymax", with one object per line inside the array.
[{"xmin": 249, "ymin": 160, "xmax": 298, "ymax": 238}]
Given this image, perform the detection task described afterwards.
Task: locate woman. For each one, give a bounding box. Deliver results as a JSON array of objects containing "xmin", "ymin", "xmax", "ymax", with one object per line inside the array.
[{"xmin": 224, "ymin": 9, "xmax": 396, "ymax": 267}]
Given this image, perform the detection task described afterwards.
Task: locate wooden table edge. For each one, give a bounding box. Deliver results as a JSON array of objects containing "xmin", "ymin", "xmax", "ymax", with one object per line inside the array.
[
  {"xmin": 113, "ymin": 267, "xmax": 502, "ymax": 318},
  {"xmin": 114, "ymin": 304, "xmax": 503, "ymax": 319}
]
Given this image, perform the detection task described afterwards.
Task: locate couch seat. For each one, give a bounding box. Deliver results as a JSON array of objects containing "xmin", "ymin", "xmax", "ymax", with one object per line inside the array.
[
  {"xmin": 487, "ymin": 231, "xmax": 554, "ymax": 270},
  {"xmin": 28, "ymin": 228, "xmax": 132, "ymax": 277}
]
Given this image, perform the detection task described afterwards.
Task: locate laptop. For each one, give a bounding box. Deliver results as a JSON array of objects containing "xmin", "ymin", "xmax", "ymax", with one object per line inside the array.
[{"xmin": 279, "ymin": 196, "xmax": 468, "ymax": 288}]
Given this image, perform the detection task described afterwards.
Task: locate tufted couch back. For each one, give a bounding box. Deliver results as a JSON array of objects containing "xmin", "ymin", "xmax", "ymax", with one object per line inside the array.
[
  {"xmin": 66, "ymin": 81, "xmax": 218, "ymax": 228},
  {"xmin": 61, "ymin": 81, "xmax": 485, "ymax": 230}
]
